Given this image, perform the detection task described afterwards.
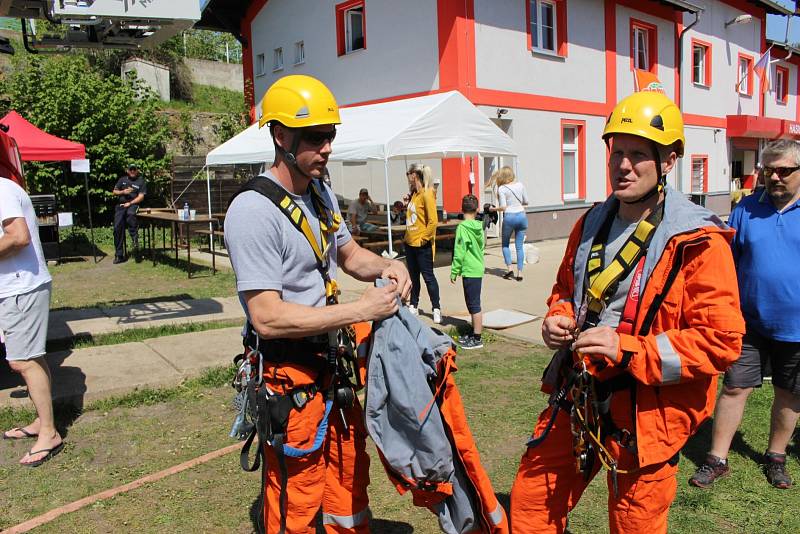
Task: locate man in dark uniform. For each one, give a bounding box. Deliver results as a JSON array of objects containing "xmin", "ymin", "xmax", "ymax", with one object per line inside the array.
[{"xmin": 112, "ymin": 163, "xmax": 146, "ymax": 264}]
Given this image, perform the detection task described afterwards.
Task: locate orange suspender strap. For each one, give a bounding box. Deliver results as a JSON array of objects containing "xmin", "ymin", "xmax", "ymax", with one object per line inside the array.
[{"xmin": 616, "ymin": 256, "xmax": 646, "ymax": 337}]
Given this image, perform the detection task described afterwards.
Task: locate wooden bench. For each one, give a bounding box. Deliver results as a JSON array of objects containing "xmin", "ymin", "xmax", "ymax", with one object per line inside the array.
[{"xmin": 194, "ymin": 228, "xmax": 226, "ymax": 273}]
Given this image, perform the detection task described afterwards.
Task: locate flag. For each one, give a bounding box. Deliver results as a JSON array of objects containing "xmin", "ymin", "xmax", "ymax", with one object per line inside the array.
[
  {"xmin": 633, "ymin": 69, "xmax": 666, "ymax": 93},
  {"xmin": 753, "ymin": 47, "xmax": 771, "ymax": 94}
]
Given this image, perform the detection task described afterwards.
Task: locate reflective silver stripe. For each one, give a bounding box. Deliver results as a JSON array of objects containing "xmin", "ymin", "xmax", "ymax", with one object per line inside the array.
[
  {"xmin": 322, "ymin": 507, "xmax": 370, "ymax": 528},
  {"xmin": 656, "ymin": 332, "xmax": 682, "ymax": 385},
  {"xmin": 488, "ymin": 502, "xmax": 505, "ymax": 526}
]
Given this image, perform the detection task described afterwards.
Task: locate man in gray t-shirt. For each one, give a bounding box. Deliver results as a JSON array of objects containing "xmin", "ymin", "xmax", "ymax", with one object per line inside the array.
[
  {"xmin": 347, "ymin": 187, "xmax": 379, "ymax": 235},
  {"xmin": 224, "ymin": 75, "xmax": 410, "ymax": 533}
]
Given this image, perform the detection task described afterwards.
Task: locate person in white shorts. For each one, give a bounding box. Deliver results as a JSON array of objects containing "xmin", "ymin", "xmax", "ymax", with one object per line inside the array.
[{"xmin": 0, "ymin": 177, "xmax": 63, "ymax": 466}]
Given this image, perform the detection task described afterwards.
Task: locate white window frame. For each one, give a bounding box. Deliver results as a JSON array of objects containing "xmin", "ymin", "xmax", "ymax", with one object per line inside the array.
[
  {"xmin": 344, "ymin": 5, "xmax": 365, "ymax": 54},
  {"xmin": 294, "ymin": 41, "xmax": 305, "ymax": 65},
  {"xmin": 692, "ymin": 44, "xmax": 707, "ymax": 86},
  {"xmin": 255, "ymin": 53, "xmax": 265, "ymax": 77},
  {"xmin": 562, "ymin": 125, "xmax": 579, "ymax": 201},
  {"xmin": 530, "ymin": 0, "xmax": 557, "ymax": 53},
  {"xmin": 273, "ymin": 47, "xmax": 283, "ymax": 72},
  {"xmin": 776, "ymin": 66, "xmax": 787, "ymax": 103},
  {"xmin": 738, "ymin": 57, "xmax": 750, "ymax": 95},
  {"xmin": 691, "ymin": 156, "xmax": 706, "ymax": 193},
  {"xmin": 633, "ymin": 27, "xmax": 649, "ymax": 71}
]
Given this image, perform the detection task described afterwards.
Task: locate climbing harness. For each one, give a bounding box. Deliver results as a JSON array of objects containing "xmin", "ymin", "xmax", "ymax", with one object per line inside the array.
[
  {"xmin": 528, "ymin": 201, "xmax": 665, "ymax": 495},
  {"xmin": 228, "ymin": 176, "xmax": 361, "ymax": 533}
]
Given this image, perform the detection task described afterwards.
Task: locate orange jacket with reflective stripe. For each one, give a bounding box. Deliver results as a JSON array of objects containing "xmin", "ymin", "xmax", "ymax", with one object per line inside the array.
[{"xmin": 546, "ymin": 189, "xmax": 746, "ymax": 467}]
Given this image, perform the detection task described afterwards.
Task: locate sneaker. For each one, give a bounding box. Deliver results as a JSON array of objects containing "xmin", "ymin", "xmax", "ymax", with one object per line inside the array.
[
  {"xmin": 689, "ymin": 454, "xmax": 729, "ymax": 488},
  {"xmin": 433, "ymin": 308, "xmax": 442, "ymax": 324},
  {"xmin": 764, "ymin": 451, "xmax": 793, "ymax": 489},
  {"xmin": 407, "ymin": 305, "xmax": 419, "ymax": 316},
  {"xmin": 460, "ymin": 336, "xmax": 484, "ymax": 350}
]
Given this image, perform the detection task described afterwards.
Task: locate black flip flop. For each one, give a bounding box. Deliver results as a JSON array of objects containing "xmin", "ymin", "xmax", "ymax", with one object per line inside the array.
[
  {"xmin": 516, "ymin": 276, "xmax": 524, "ymax": 282},
  {"xmin": 23, "ymin": 442, "xmax": 65, "ymax": 468},
  {"xmin": 2, "ymin": 427, "xmax": 38, "ymax": 440},
  {"xmin": 503, "ymin": 271, "xmax": 515, "ymax": 280}
]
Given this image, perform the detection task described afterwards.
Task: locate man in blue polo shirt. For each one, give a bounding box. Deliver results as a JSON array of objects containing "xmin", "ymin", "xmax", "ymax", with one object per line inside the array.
[{"xmin": 691, "ymin": 139, "xmax": 800, "ymax": 490}]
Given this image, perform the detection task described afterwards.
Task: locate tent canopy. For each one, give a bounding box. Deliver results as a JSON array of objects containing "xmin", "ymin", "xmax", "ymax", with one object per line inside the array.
[
  {"xmin": 0, "ymin": 111, "xmax": 86, "ymax": 161},
  {"xmin": 206, "ymin": 91, "xmax": 517, "ymax": 166}
]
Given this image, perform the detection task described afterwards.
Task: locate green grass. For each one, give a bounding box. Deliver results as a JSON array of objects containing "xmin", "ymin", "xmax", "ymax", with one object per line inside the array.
[
  {"xmin": 1, "ymin": 338, "xmax": 798, "ymax": 533},
  {"xmin": 160, "ymin": 84, "xmax": 245, "ymax": 114},
  {"xmin": 50, "ymin": 226, "xmax": 237, "ymax": 310}
]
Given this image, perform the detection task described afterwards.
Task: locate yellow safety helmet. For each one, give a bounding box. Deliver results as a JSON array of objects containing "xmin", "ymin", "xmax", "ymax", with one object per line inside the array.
[
  {"xmin": 602, "ymin": 92, "xmax": 684, "ymax": 157},
  {"xmin": 259, "ymin": 75, "xmax": 341, "ymax": 129}
]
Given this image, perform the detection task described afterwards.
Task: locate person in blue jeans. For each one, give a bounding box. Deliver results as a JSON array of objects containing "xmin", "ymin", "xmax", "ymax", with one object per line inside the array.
[{"xmin": 492, "ymin": 166, "xmax": 529, "ymax": 281}]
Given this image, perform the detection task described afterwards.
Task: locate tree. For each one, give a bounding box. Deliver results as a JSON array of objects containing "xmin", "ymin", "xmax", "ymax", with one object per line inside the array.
[
  {"xmin": 0, "ymin": 53, "xmax": 171, "ymax": 224},
  {"xmin": 161, "ymin": 30, "xmax": 243, "ymax": 64}
]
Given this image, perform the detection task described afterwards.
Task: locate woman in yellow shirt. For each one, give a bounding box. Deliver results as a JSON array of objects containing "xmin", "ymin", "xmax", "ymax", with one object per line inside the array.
[{"xmin": 403, "ymin": 164, "xmax": 441, "ymax": 323}]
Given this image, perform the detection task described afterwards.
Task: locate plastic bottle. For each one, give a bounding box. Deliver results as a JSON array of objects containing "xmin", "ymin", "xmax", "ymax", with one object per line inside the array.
[
  {"xmin": 442, "ymin": 208, "xmax": 447, "ymax": 221},
  {"xmin": 183, "ymin": 202, "xmax": 190, "ymax": 221}
]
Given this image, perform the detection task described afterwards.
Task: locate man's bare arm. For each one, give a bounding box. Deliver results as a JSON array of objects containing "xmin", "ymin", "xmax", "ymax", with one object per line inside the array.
[
  {"xmin": 244, "ymin": 286, "xmax": 398, "ymax": 339},
  {"xmin": 338, "ymin": 240, "xmax": 411, "ymax": 299},
  {"xmin": 0, "ymin": 217, "xmax": 31, "ymax": 259}
]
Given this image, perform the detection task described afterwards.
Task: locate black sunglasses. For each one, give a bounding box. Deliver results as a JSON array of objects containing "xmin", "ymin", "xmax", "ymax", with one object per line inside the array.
[
  {"xmin": 763, "ymin": 166, "xmax": 800, "ymax": 179},
  {"xmin": 300, "ymin": 128, "xmax": 337, "ymax": 147}
]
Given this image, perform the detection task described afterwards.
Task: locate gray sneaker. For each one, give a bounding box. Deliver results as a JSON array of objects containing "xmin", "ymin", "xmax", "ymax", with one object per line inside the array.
[
  {"xmin": 689, "ymin": 454, "xmax": 729, "ymax": 488},
  {"xmin": 764, "ymin": 452, "xmax": 793, "ymax": 489},
  {"xmin": 459, "ymin": 336, "xmax": 483, "ymax": 350}
]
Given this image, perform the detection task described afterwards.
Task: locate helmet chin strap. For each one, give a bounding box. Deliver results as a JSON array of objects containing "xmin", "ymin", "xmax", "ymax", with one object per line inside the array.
[
  {"xmin": 272, "ymin": 126, "xmax": 317, "ymax": 181},
  {"xmin": 622, "ymin": 141, "xmax": 666, "ymax": 205}
]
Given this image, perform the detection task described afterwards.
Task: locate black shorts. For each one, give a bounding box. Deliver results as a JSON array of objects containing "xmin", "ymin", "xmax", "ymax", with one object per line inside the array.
[
  {"xmin": 723, "ymin": 328, "xmax": 800, "ymax": 395},
  {"xmin": 462, "ymin": 277, "xmax": 482, "ymax": 314}
]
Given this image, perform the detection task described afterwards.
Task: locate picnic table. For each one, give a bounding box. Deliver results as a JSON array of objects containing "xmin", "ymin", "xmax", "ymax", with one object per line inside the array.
[{"xmin": 137, "ymin": 210, "xmax": 219, "ymax": 278}]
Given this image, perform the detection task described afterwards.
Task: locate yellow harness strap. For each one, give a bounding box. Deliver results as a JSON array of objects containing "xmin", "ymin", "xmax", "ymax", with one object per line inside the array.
[
  {"xmin": 585, "ymin": 217, "xmax": 657, "ymax": 316},
  {"xmin": 234, "ymin": 176, "xmax": 342, "ymax": 305}
]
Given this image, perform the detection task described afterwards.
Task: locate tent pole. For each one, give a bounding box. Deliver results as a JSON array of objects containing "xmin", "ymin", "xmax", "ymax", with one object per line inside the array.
[
  {"xmin": 205, "ymin": 166, "xmax": 214, "ymax": 255},
  {"xmin": 83, "ymin": 172, "xmax": 98, "ymax": 263},
  {"xmin": 384, "ymin": 159, "xmax": 393, "ymax": 257}
]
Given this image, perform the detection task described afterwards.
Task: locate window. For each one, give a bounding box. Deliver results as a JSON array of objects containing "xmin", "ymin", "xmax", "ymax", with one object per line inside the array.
[
  {"xmin": 776, "ymin": 65, "xmax": 789, "ymax": 104},
  {"xmin": 336, "ymin": 1, "xmax": 366, "ymax": 56},
  {"xmin": 691, "ymin": 155, "xmax": 708, "ymax": 193},
  {"xmin": 531, "ymin": 0, "xmax": 555, "ymax": 52},
  {"xmin": 738, "ymin": 54, "xmax": 753, "ymax": 96},
  {"xmin": 273, "ymin": 47, "xmax": 283, "ymax": 71},
  {"xmin": 255, "ymin": 53, "xmax": 265, "ymax": 76},
  {"xmin": 527, "ymin": 0, "xmax": 568, "ymax": 56},
  {"xmin": 294, "ymin": 41, "xmax": 305, "ymax": 65},
  {"xmin": 630, "ymin": 19, "xmax": 657, "ymax": 73},
  {"xmin": 561, "ymin": 120, "xmax": 586, "ymax": 201},
  {"xmin": 691, "ymin": 38, "xmax": 712, "ymax": 87}
]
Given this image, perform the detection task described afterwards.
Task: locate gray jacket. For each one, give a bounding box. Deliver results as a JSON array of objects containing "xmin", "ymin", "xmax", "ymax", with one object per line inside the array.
[{"xmin": 365, "ymin": 281, "xmax": 493, "ymax": 533}]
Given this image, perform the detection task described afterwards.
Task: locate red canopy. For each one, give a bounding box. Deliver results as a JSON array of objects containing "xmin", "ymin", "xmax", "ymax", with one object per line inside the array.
[{"xmin": 0, "ymin": 111, "xmax": 86, "ymax": 161}]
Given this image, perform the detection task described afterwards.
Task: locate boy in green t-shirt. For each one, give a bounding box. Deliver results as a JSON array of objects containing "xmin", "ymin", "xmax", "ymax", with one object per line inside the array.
[{"xmin": 450, "ymin": 194, "xmax": 485, "ymax": 349}]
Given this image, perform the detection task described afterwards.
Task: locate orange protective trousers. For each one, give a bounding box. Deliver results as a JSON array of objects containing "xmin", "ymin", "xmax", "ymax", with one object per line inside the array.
[
  {"xmin": 261, "ymin": 366, "xmax": 370, "ymax": 534},
  {"xmin": 509, "ymin": 406, "xmax": 678, "ymax": 534}
]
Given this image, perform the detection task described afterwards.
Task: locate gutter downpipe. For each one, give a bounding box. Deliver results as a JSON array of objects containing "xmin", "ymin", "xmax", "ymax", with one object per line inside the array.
[{"xmin": 676, "ymin": 10, "xmax": 701, "ymax": 193}]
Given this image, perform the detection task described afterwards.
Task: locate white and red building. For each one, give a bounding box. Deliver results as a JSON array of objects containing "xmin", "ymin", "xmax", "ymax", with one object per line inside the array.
[{"xmin": 199, "ymin": 0, "xmax": 798, "ymax": 239}]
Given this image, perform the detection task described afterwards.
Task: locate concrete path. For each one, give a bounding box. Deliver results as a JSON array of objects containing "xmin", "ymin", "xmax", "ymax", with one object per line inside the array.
[
  {"xmin": 48, "ymin": 296, "xmax": 245, "ymax": 341},
  {"xmin": 1, "ymin": 327, "xmax": 243, "ymax": 408},
  {"xmin": 1, "ymin": 237, "xmax": 568, "ymax": 408}
]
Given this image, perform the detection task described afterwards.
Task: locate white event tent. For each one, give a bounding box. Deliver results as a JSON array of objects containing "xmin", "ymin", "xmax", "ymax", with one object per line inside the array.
[{"xmin": 204, "ymin": 90, "xmax": 518, "ymax": 255}]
